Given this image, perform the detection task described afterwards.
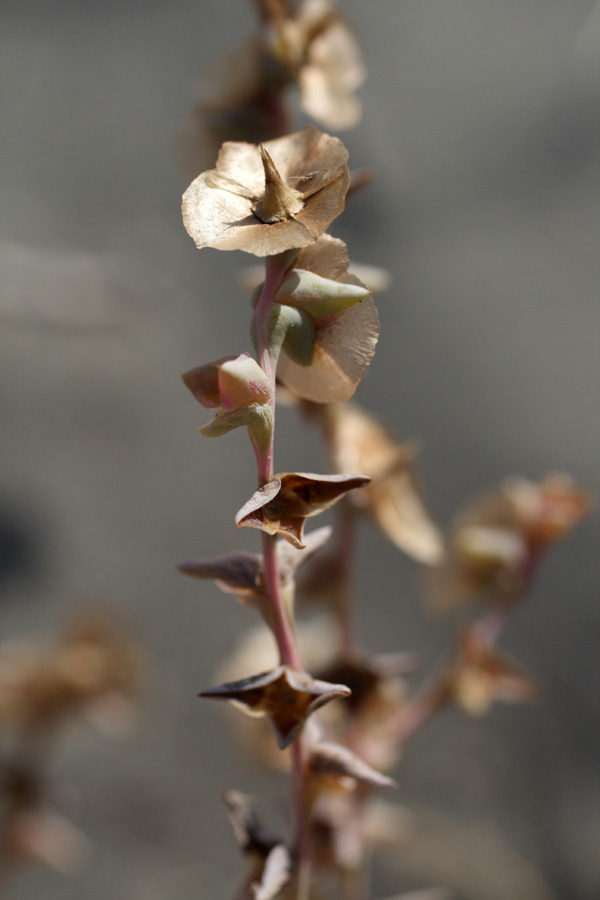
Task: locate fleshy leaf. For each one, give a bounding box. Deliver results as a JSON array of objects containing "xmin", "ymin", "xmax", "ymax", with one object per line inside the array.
[
  {"xmin": 255, "ymin": 303, "xmax": 315, "ymax": 365},
  {"xmin": 218, "ymin": 354, "xmax": 271, "ymax": 408},
  {"xmin": 182, "ymin": 356, "xmax": 234, "ymax": 408},
  {"xmin": 198, "ymin": 403, "xmax": 273, "ymax": 443},
  {"xmin": 275, "ymin": 236, "xmax": 380, "ymax": 403},
  {"xmin": 183, "ymin": 353, "xmax": 270, "ymax": 411},
  {"xmin": 276, "ymin": 269, "xmax": 370, "ymax": 319}
]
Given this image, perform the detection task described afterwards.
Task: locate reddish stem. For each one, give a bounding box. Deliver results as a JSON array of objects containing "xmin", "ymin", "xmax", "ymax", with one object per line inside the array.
[
  {"xmin": 253, "ymin": 253, "xmax": 289, "ymax": 485},
  {"xmin": 262, "ymin": 532, "xmax": 302, "ymax": 668},
  {"xmin": 253, "ymin": 251, "xmax": 309, "ymax": 877},
  {"xmin": 254, "ymin": 253, "xmax": 301, "ymax": 668}
]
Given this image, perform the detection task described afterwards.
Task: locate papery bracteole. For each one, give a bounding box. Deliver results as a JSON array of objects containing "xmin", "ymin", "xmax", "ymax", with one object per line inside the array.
[
  {"xmin": 235, "ymin": 472, "xmax": 370, "ymax": 548},
  {"xmin": 179, "ymin": 526, "xmax": 331, "ymax": 600},
  {"xmin": 428, "ymin": 473, "xmax": 592, "ymax": 611},
  {"xmin": 178, "ymin": 527, "xmax": 332, "ymax": 633},
  {"xmin": 252, "ymin": 843, "xmax": 292, "ymax": 900},
  {"xmin": 223, "ymin": 789, "xmax": 279, "ymax": 857},
  {"xmin": 179, "ymin": 0, "xmax": 366, "ymax": 177},
  {"xmin": 308, "ymin": 741, "xmax": 396, "ymax": 790},
  {"xmin": 323, "ymin": 402, "xmax": 443, "ymax": 564},
  {"xmin": 182, "ymin": 126, "xmax": 349, "ymax": 256},
  {"xmin": 273, "ymin": 236, "xmax": 380, "ymax": 402},
  {"xmin": 199, "ymin": 665, "xmax": 351, "ymax": 748},
  {"xmin": 445, "ymin": 628, "xmax": 541, "ymax": 717},
  {"xmin": 281, "ymin": 0, "xmax": 367, "ymax": 130}
]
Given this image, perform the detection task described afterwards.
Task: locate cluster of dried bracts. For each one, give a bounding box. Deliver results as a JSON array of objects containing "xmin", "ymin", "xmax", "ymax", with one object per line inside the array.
[
  {"xmin": 178, "ymin": 2, "xmax": 591, "ymax": 899},
  {"xmin": 0, "ymin": 617, "xmax": 140, "ymax": 882}
]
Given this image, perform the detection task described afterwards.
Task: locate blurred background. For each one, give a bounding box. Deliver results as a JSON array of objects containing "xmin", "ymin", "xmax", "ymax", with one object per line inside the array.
[{"xmin": 1, "ymin": 1, "xmax": 599, "ymax": 897}]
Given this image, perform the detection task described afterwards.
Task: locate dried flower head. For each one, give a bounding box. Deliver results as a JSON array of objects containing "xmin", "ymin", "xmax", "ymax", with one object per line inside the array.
[
  {"xmin": 279, "ymin": 0, "xmax": 366, "ymax": 130},
  {"xmin": 182, "ymin": 126, "xmax": 349, "ymax": 256},
  {"xmin": 273, "ymin": 236, "xmax": 380, "ymax": 402},
  {"xmin": 179, "ymin": 0, "xmax": 365, "ymax": 177},
  {"xmin": 235, "ymin": 471, "xmax": 370, "ymax": 548},
  {"xmin": 429, "ymin": 473, "xmax": 591, "ymax": 611},
  {"xmin": 323, "ymin": 402, "xmax": 443, "ymax": 563},
  {"xmin": 200, "ymin": 665, "xmax": 351, "ymax": 748},
  {"xmin": 0, "ymin": 616, "xmax": 140, "ymax": 736},
  {"xmin": 504, "ymin": 473, "xmax": 592, "ymax": 544},
  {"xmin": 214, "ymin": 616, "xmax": 343, "ymax": 772},
  {"xmin": 445, "ymin": 629, "xmax": 540, "ymax": 717}
]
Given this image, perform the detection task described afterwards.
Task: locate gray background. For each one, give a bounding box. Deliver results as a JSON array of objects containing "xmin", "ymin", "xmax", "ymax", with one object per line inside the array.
[{"xmin": 1, "ymin": 1, "xmax": 599, "ymax": 897}]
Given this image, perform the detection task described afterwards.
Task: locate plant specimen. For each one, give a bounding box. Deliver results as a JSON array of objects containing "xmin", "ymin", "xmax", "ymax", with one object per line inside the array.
[{"xmin": 176, "ymin": 3, "xmax": 591, "ymax": 899}]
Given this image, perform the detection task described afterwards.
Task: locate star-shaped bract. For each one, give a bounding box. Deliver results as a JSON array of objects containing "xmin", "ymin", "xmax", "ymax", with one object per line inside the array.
[
  {"xmin": 200, "ymin": 665, "xmax": 351, "ymax": 748},
  {"xmin": 182, "ymin": 126, "xmax": 349, "ymax": 257},
  {"xmin": 235, "ymin": 472, "xmax": 370, "ymax": 548}
]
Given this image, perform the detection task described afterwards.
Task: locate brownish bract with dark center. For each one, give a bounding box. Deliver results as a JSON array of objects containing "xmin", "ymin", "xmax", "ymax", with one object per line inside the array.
[{"xmin": 182, "ymin": 126, "xmax": 349, "ymax": 257}]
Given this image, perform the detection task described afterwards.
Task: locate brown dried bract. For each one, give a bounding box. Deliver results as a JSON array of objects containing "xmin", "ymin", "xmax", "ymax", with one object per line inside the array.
[
  {"xmin": 179, "ymin": 527, "xmax": 330, "ymax": 598},
  {"xmin": 178, "ymin": 528, "xmax": 332, "ymax": 638},
  {"xmin": 445, "ymin": 629, "xmax": 541, "ymax": 717},
  {"xmin": 223, "ymin": 789, "xmax": 279, "ymax": 859},
  {"xmin": 308, "ymin": 740, "xmax": 396, "ymax": 791},
  {"xmin": 200, "ymin": 665, "xmax": 351, "ymax": 748},
  {"xmin": 179, "ymin": 1, "xmax": 365, "ymax": 177},
  {"xmin": 276, "ymin": 236, "xmax": 380, "ymax": 403},
  {"xmin": 182, "ymin": 127, "xmax": 349, "ymax": 256},
  {"xmin": 323, "ymin": 402, "xmax": 443, "ymax": 563},
  {"xmin": 223, "ymin": 791, "xmax": 292, "ymax": 900},
  {"xmin": 281, "ymin": 0, "xmax": 367, "ymax": 130},
  {"xmin": 252, "ymin": 843, "xmax": 292, "ymax": 900},
  {"xmin": 429, "ymin": 473, "xmax": 591, "ymax": 611},
  {"xmin": 316, "ymin": 654, "xmax": 415, "ymax": 773},
  {"xmin": 0, "ymin": 615, "xmax": 141, "ymax": 736},
  {"xmin": 235, "ymin": 472, "xmax": 370, "ymax": 548}
]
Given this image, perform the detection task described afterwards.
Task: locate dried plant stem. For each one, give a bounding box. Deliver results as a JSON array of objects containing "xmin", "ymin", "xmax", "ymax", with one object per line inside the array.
[
  {"xmin": 393, "ymin": 680, "xmax": 450, "ymax": 746},
  {"xmin": 254, "ymin": 251, "xmax": 301, "ymax": 667},
  {"xmin": 470, "ymin": 602, "xmax": 513, "ymax": 647},
  {"xmin": 395, "ymin": 544, "xmax": 546, "ymax": 747},
  {"xmin": 253, "ymin": 253, "xmax": 290, "ymax": 485},
  {"xmin": 335, "ymin": 499, "xmax": 359, "ymax": 656},
  {"xmin": 253, "ymin": 251, "xmax": 312, "ymax": 882},
  {"xmin": 262, "ymin": 533, "xmax": 302, "ymax": 668},
  {"xmin": 292, "ymin": 736, "xmax": 311, "ymax": 899}
]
